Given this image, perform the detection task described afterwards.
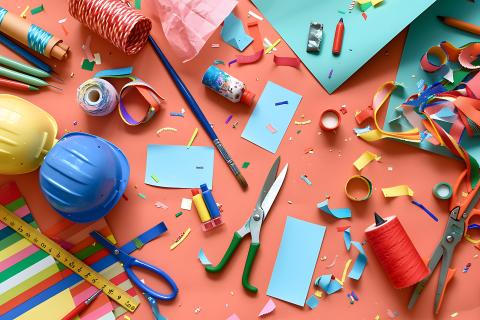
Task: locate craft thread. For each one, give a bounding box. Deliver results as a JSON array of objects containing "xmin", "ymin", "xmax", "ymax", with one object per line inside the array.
[
  {"xmin": 68, "ymin": 0, "xmax": 152, "ymax": 55},
  {"xmin": 77, "ymin": 78, "xmax": 119, "ymax": 116},
  {"xmin": 365, "ymin": 215, "xmax": 429, "ymax": 289}
]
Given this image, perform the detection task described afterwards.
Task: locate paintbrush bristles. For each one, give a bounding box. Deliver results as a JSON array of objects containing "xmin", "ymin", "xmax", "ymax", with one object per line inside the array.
[{"xmin": 236, "ymin": 173, "xmax": 248, "ymax": 190}]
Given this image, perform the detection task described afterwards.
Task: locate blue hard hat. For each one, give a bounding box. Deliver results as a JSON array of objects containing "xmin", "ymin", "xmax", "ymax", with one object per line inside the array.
[{"xmin": 39, "ymin": 132, "xmax": 129, "ymax": 223}]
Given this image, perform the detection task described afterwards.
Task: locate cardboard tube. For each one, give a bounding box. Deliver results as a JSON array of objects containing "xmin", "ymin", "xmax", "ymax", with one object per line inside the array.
[{"xmin": 0, "ymin": 9, "xmax": 69, "ymax": 60}]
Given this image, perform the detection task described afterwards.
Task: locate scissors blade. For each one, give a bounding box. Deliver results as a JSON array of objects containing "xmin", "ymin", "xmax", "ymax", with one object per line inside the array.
[
  {"xmin": 255, "ymin": 157, "xmax": 281, "ymax": 209},
  {"xmin": 90, "ymin": 231, "xmax": 119, "ymax": 255},
  {"xmin": 261, "ymin": 163, "xmax": 288, "ymax": 219}
]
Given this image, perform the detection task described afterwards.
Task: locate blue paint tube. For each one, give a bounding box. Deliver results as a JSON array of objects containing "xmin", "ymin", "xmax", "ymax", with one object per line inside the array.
[{"xmin": 200, "ymin": 183, "xmax": 221, "ymax": 219}]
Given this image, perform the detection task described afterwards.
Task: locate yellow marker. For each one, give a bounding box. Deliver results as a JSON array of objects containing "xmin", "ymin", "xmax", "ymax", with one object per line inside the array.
[
  {"xmin": 265, "ymin": 39, "xmax": 281, "ymax": 54},
  {"xmin": 0, "ymin": 205, "xmax": 139, "ymax": 312},
  {"xmin": 191, "ymin": 189, "xmax": 211, "ymax": 222}
]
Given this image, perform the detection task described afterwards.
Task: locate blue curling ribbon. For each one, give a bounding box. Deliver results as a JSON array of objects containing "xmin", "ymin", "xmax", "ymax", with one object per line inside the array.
[
  {"xmin": 0, "ymin": 7, "xmax": 7, "ymax": 23},
  {"xmin": 27, "ymin": 24, "xmax": 53, "ymax": 55}
]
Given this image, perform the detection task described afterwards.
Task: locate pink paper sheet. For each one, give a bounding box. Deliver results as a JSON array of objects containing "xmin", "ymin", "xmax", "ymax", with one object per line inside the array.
[{"xmin": 153, "ymin": 0, "xmax": 238, "ymax": 62}]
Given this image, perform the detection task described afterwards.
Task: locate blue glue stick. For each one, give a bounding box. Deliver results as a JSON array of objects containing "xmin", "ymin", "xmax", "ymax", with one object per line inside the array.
[{"xmin": 200, "ymin": 184, "xmax": 221, "ymax": 219}]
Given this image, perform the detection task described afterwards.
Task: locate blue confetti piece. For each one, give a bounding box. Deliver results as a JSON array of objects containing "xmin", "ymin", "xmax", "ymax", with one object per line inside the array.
[
  {"xmin": 170, "ymin": 112, "xmax": 184, "ymax": 117},
  {"xmin": 300, "ymin": 175, "xmax": 312, "ymax": 185},
  {"xmin": 411, "ymin": 200, "xmax": 439, "ymax": 222},
  {"xmin": 275, "ymin": 100, "xmax": 289, "ymax": 106}
]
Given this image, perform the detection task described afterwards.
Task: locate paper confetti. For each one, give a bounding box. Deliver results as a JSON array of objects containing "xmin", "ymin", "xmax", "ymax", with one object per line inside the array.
[
  {"xmin": 266, "ymin": 124, "xmax": 277, "ymax": 134},
  {"xmin": 187, "ymin": 128, "xmax": 199, "ymax": 148},
  {"xmin": 225, "ymin": 115, "xmax": 233, "ymax": 124},
  {"xmin": 242, "ymin": 162, "xmax": 250, "ymax": 168},
  {"xmin": 258, "ymin": 298, "xmax": 276, "ymax": 317},
  {"xmin": 170, "ymin": 228, "xmax": 191, "ymax": 250},
  {"xmin": 154, "ymin": 201, "xmax": 168, "ymax": 209},
  {"xmin": 94, "ymin": 53, "xmax": 102, "ymax": 65},
  {"xmin": 134, "ymin": 0, "xmax": 142, "ymax": 9},
  {"xmin": 275, "ymin": 100, "xmax": 289, "ymax": 106},
  {"xmin": 151, "ymin": 175, "xmax": 159, "ymax": 183},
  {"xmin": 156, "ymin": 127, "xmax": 178, "ymax": 134},
  {"xmin": 306, "ymin": 295, "xmax": 319, "ymax": 309},
  {"xmin": 411, "ymin": 200, "xmax": 438, "ymax": 222},
  {"xmin": 353, "ymin": 126, "xmax": 372, "ymax": 135},
  {"xmin": 328, "ymin": 69, "xmax": 333, "ymax": 79},
  {"xmin": 344, "ymin": 228, "xmax": 367, "ymax": 280},
  {"xmin": 382, "ymin": 185, "xmax": 414, "ymax": 197},
  {"xmin": 314, "ymin": 274, "xmax": 343, "ymax": 294},
  {"xmin": 248, "ymin": 10, "xmax": 264, "ymax": 21},
  {"xmin": 20, "ymin": 6, "xmax": 30, "ymax": 18},
  {"xmin": 265, "ymin": 39, "xmax": 281, "ymax": 54},
  {"xmin": 294, "ymin": 120, "xmax": 312, "ymax": 125},
  {"xmin": 31, "ymin": 4, "xmax": 44, "ymax": 15},
  {"xmin": 175, "ymin": 211, "xmax": 183, "ymax": 218},
  {"xmin": 317, "ymin": 199, "xmax": 351, "ymax": 219},
  {"xmin": 137, "ymin": 193, "xmax": 147, "ymax": 199},
  {"xmin": 300, "ymin": 175, "xmax": 312, "ymax": 185},
  {"xmin": 340, "ymin": 259, "xmax": 352, "ymax": 284},
  {"xmin": 198, "ymin": 249, "xmax": 212, "ymax": 266},
  {"xmin": 170, "ymin": 112, "xmax": 184, "ymax": 117},
  {"xmin": 82, "ymin": 35, "xmax": 95, "ymax": 62},
  {"xmin": 273, "ymin": 55, "xmax": 301, "ymax": 68},
  {"xmin": 237, "ymin": 50, "xmax": 264, "ymax": 64},
  {"xmin": 81, "ymin": 59, "xmax": 95, "ymax": 71},
  {"xmin": 180, "ymin": 198, "xmax": 193, "ymax": 211},
  {"xmin": 353, "ymin": 151, "xmax": 381, "ymax": 171}
]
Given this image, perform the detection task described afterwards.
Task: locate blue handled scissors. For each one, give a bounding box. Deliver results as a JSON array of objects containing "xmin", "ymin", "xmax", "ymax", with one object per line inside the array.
[{"xmin": 90, "ymin": 231, "xmax": 178, "ymax": 301}]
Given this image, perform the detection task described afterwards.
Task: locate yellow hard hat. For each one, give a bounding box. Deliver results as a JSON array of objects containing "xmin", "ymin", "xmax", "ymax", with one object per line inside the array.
[{"xmin": 0, "ymin": 94, "xmax": 58, "ymax": 175}]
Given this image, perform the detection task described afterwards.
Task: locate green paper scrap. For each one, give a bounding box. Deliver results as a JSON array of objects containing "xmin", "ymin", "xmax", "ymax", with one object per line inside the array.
[
  {"xmin": 384, "ymin": 0, "xmax": 480, "ymax": 165},
  {"xmin": 31, "ymin": 5, "xmax": 45, "ymax": 15},
  {"xmin": 137, "ymin": 193, "xmax": 147, "ymax": 199},
  {"xmin": 175, "ymin": 211, "xmax": 183, "ymax": 218},
  {"xmin": 359, "ymin": 2, "xmax": 372, "ymax": 11},
  {"xmin": 151, "ymin": 175, "xmax": 159, "ymax": 183},
  {"xmin": 242, "ymin": 162, "xmax": 250, "ymax": 168},
  {"xmin": 81, "ymin": 59, "xmax": 95, "ymax": 71},
  {"xmin": 252, "ymin": 0, "xmax": 436, "ymax": 93},
  {"xmin": 135, "ymin": 0, "xmax": 142, "ymax": 9}
]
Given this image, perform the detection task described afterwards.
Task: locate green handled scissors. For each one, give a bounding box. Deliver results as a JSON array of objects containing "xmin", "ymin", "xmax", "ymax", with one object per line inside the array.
[{"xmin": 205, "ymin": 157, "xmax": 288, "ymax": 293}]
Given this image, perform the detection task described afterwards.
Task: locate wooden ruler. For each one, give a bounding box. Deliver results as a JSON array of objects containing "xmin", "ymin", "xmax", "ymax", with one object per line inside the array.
[{"xmin": 0, "ymin": 205, "xmax": 139, "ymax": 312}]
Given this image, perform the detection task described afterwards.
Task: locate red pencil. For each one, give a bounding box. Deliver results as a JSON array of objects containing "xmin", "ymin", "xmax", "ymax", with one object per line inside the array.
[
  {"xmin": 332, "ymin": 18, "xmax": 345, "ymax": 55},
  {"xmin": 0, "ymin": 77, "xmax": 39, "ymax": 91},
  {"xmin": 61, "ymin": 289, "xmax": 102, "ymax": 320}
]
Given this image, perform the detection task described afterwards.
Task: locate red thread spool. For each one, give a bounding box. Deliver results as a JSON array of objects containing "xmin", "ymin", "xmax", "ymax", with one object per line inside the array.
[
  {"xmin": 69, "ymin": 0, "xmax": 152, "ymax": 55},
  {"xmin": 365, "ymin": 214, "xmax": 429, "ymax": 289}
]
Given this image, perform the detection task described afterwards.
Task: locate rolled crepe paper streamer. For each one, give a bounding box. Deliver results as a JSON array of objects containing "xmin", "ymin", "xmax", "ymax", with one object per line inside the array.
[
  {"xmin": 0, "ymin": 7, "xmax": 69, "ymax": 60},
  {"xmin": 77, "ymin": 78, "xmax": 119, "ymax": 116},
  {"xmin": 365, "ymin": 214, "xmax": 429, "ymax": 289},
  {"xmin": 320, "ymin": 109, "xmax": 341, "ymax": 131},
  {"xmin": 345, "ymin": 175, "xmax": 372, "ymax": 201},
  {"xmin": 433, "ymin": 182, "xmax": 453, "ymax": 200},
  {"xmin": 118, "ymin": 78, "xmax": 164, "ymax": 126},
  {"xmin": 68, "ymin": 0, "xmax": 152, "ymax": 55}
]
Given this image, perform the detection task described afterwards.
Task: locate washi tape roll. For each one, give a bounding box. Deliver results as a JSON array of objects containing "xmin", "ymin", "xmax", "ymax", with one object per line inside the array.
[
  {"xmin": 320, "ymin": 109, "xmax": 341, "ymax": 131},
  {"xmin": 345, "ymin": 175, "xmax": 373, "ymax": 201},
  {"xmin": 433, "ymin": 182, "xmax": 453, "ymax": 200},
  {"xmin": 77, "ymin": 78, "xmax": 119, "ymax": 116}
]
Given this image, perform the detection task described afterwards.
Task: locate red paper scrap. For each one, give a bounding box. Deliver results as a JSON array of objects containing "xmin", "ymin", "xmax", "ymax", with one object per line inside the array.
[
  {"xmin": 237, "ymin": 50, "xmax": 264, "ymax": 64},
  {"xmin": 273, "ymin": 55, "xmax": 301, "ymax": 68}
]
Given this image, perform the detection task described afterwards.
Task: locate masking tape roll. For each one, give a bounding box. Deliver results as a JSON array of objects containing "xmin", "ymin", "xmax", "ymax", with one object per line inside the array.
[
  {"xmin": 345, "ymin": 175, "xmax": 373, "ymax": 201},
  {"xmin": 320, "ymin": 109, "xmax": 341, "ymax": 131},
  {"xmin": 433, "ymin": 182, "xmax": 453, "ymax": 200},
  {"xmin": 77, "ymin": 78, "xmax": 119, "ymax": 116}
]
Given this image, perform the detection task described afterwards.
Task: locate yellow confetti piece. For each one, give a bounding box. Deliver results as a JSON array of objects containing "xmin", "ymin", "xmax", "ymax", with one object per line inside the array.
[
  {"xmin": 294, "ymin": 120, "xmax": 312, "ymax": 125},
  {"xmin": 156, "ymin": 127, "xmax": 178, "ymax": 135},
  {"xmin": 314, "ymin": 290, "xmax": 323, "ymax": 299},
  {"xmin": 123, "ymin": 316, "xmax": 131, "ymax": 320},
  {"xmin": 151, "ymin": 175, "xmax": 159, "ymax": 183},
  {"xmin": 341, "ymin": 259, "xmax": 353, "ymax": 284},
  {"xmin": 374, "ymin": 315, "xmax": 380, "ymax": 320},
  {"xmin": 170, "ymin": 228, "xmax": 191, "ymax": 250},
  {"xmin": 353, "ymin": 151, "xmax": 381, "ymax": 171},
  {"xmin": 265, "ymin": 39, "xmax": 281, "ymax": 54},
  {"xmin": 20, "ymin": 6, "xmax": 30, "ymax": 18},
  {"xmin": 371, "ymin": 0, "xmax": 384, "ymax": 6},
  {"xmin": 186, "ymin": 128, "xmax": 199, "ymax": 148},
  {"xmin": 381, "ymin": 185, "xmax": 414, "ymax": 197}
]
